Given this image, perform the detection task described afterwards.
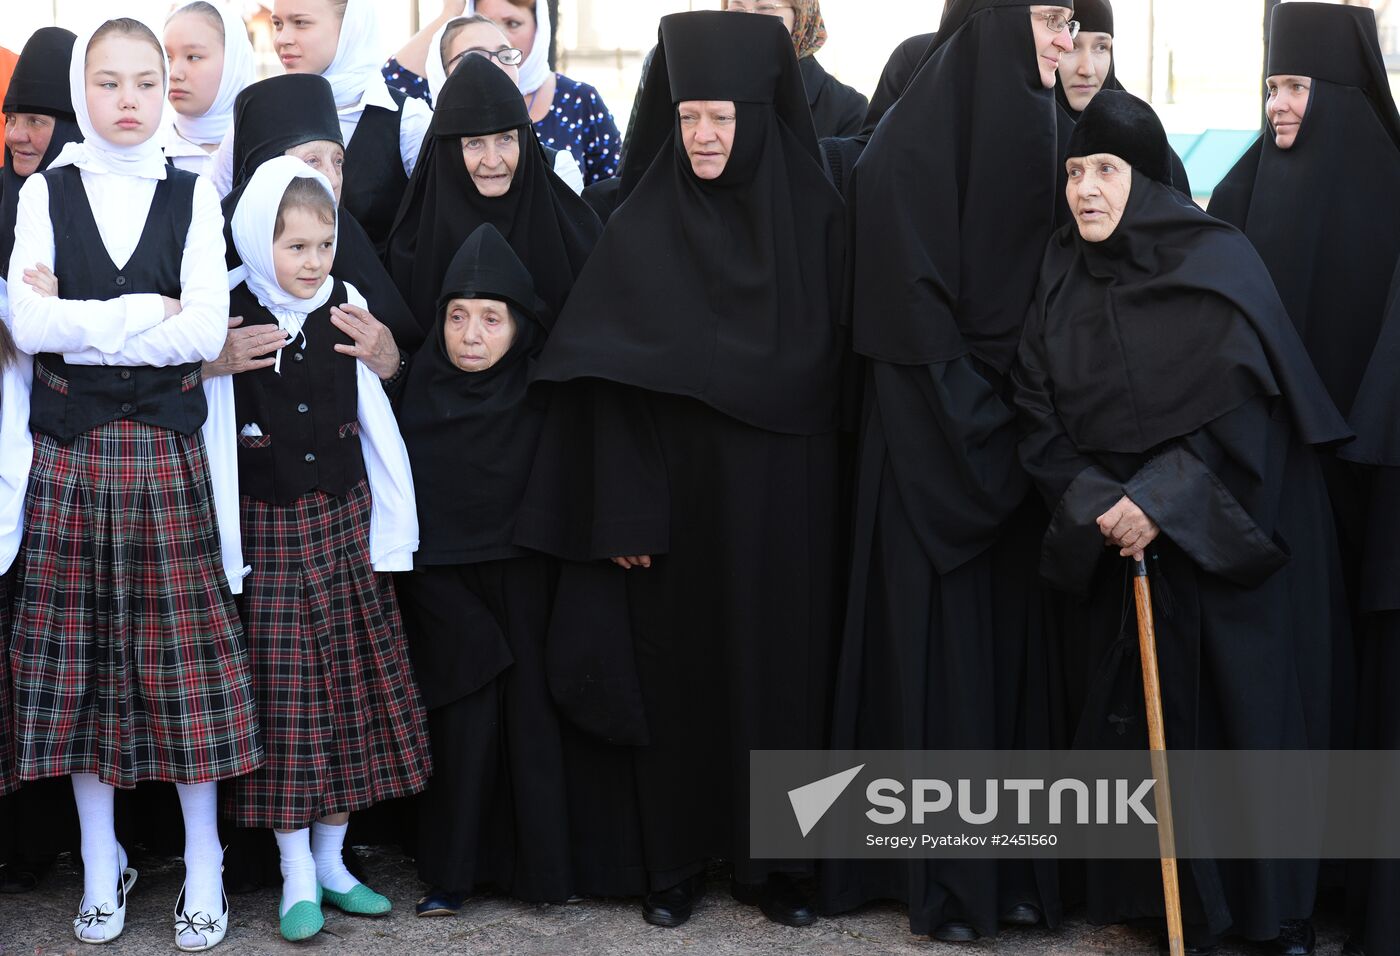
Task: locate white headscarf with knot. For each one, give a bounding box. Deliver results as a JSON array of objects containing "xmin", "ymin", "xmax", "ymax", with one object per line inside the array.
[
  {"xmin": 229, "ymin": 156, "xmax": 338, "ymax": 371},
  {"xmin": 49, "ymin": 20, "xmax": 171, "ymax": 180}
]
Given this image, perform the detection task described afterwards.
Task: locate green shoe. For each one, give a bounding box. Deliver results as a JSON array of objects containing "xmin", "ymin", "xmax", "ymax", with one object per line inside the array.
[
  {"xmin": 322, "ymin": 883, "xmax": 392, "ymax": 917},
  {"xmin": 279, "ymin": 886, "xmax": 324, "ymax": 942}
]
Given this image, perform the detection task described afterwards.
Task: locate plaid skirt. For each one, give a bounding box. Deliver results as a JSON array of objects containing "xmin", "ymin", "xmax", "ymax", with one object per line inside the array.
[
  {"xmin": 0, "ymin": 573, "xmax": 16, "ymax": 796},
  {"xmin": 227, "ymin": 479, "xmax": 430, "ymax": 830},
  {"xmin": 10, "ymin": 422, "xmax": 264, "ymax": 788}
]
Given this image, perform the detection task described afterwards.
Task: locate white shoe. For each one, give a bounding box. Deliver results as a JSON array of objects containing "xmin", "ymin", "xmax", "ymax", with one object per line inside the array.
[
  {"xmin": 174, "ymin": 883, "xmax": 230, "ymax": 951},
  {"xmin": 73, "ymin": 845, "xmax": 138, "ymax": 945}
]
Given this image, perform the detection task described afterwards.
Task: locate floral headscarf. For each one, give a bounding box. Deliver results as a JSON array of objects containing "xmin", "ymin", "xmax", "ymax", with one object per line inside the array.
[{"xmin": 721, "ymin": 0, "xmax": 828, "ymax": 59}]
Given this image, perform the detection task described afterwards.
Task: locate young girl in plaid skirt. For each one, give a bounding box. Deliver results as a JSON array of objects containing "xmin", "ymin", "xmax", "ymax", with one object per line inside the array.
[
  {"xmin": 214, "ymin": 156, "xmax": 429, "ymax": 942},
  {"xmin": 6, "ymin": 17, "xmax": 263, "ymax": 949}
]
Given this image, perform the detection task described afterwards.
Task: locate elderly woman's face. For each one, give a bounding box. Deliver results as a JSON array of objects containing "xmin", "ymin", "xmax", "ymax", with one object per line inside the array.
[
  {"xmin": 1058, "ymin": 31, "xmax": 1112, "ymax": 112},
  {"xmin": 679, "ymin": 100, "xmax": 736, "ymax": 180},
  {"xmin": 1030, "ymin": 4, "xmax": 1076, "ymax": 89},
  {"xmin": 462, "ymin": 130, "xmax": 521, "ymax": 197},
  {"xmin": 444, "ymin": 296, "xmax": 517, "ymax": 372},
  {"xmin": 1266, "ymin": 74, "xmax": 1311, "ymax": 150},
  {"xmin": 1066, "ymin": 152, "xmax": 1131, "ymax": 242},
  {"xmin": 475, "ymin": 0, "xmax": 537, "ymax": 60}
]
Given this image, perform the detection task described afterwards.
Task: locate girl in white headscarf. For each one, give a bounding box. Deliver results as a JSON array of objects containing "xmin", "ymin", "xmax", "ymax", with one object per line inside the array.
[
  {"xmin": 224, "ymin": 0, "xmax": 433, "ymax": 249},
  {"xmin": 384, "ymin": 0, "xmax": 620, "ymax": 185},
  {"xmin": 163, "ymin": 1, "xmax": 256, "ymax": 178},
  {"xmin": 6, "ymin": 17, "xmax": 262, "ymax": 951},
  {"xmin": 222, "ymin": 155, "xmax": 429, "ymax": 943}
]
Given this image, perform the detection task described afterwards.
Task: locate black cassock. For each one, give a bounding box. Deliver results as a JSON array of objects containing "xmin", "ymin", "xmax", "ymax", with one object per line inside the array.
[
  {"xmin": 392, "ymin": 225, "xmax": 579, "ymax": 901},
  {"xmin": 514, "ymin": 11, "xmax": 846, "ymax": 893},
  {"xmin": 1340, "ymin": 259, "xmax": 1400, "ymax": 956},
  {"xmin": 1015, "ymin": 146, "xmax": 1352, "ymax": 942},
  {"xmin": 821, "ymin": 0, "xmax": 1065, "ymax": 938}
]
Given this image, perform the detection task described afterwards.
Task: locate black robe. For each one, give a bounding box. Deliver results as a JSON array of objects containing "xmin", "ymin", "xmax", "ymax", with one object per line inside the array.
[
  {"xmin": 1340, "ymin": 256, "xmax": 1400, "ymax": 956},
  {"xmin": 1014, "ymin": 167, "xmax": 1352, "ymax": 943},
  {"xmin": 392, "ymin": 225, "xmax": 571, "ymax": 900},
  {"xmin": 800, "ymin": 55, "xmax": 867, "ymax": 139},
  {"xmin": 1206, "ymin": 3, "xmax": 1400, "ymax": 646},
  {"xmin": 821, "ymin": 0, "xmax": 1064, "ymax": 938},
  {"xmin": 515, "ymin": 11, "xmax": 845, "ymax": 892}
]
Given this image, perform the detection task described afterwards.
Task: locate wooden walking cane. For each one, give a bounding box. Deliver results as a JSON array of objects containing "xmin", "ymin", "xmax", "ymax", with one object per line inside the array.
[{"xmin": 1134, "ymin": 554, "xmax": 1185, "ymax": 956}]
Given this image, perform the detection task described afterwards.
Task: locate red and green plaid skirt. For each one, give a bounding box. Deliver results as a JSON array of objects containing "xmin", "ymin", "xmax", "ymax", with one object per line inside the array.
[
  {"xmin": 0, "ymin": 573, "xmax": 17, "ymax": 796},
  {"xmin": 226, "ymin": 479, "xmax": 430, "ymax": 830},
  {"xmin": 10, "ymin": 421, "xmax": 264, "ymax": 788}
]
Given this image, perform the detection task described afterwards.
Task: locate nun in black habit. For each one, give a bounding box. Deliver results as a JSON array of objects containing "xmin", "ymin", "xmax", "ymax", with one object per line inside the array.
[
  {"xmin": 393, "ymin": 224, "xmax": 574, "ymax": 910},
  {"xmin": 0, "ymin": 27, "xmax": 83, "ymax": 892},
  {"xmin": 384, "ymin": 55, "xmax": 601, "ymax": 336},
  {"xmin": 1050, "ymin": 0, "xmax": 1190, "ymax": 228},
  {"xmin": 219, "ymin": 73, "xmax": 423, "ymax": 357},
  {"xmin": 1207, "ymin": 2, "xmax": 1400, "ymax": 643},
  {"xmin": 821, "ymin": 0, "xmax": 1072, "ymax": 942},
  {"xmin": 1, "ymin": 28, "xmax": 83, "ymax": 288},
  {"xmin": 1015, "ymin": 90, "xmax": 1351, "ymax": 954},
  {"xmin": 1340, "ymin": 260, "xmax": 1400, "ymax": 956},
  {"xmin": 514, "ymin": 10, "xmax": 845, "ymax": 929}
]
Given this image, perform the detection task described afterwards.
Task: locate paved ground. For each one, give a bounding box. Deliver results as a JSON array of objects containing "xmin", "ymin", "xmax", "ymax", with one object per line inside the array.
[{"xmin": 0, "ymin": 849, "xmax": 1350, "ymax": 955}]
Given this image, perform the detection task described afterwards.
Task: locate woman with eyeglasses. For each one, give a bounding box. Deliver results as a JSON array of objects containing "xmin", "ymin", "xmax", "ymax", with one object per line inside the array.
[
  {"xmin": 385, "ymin": 0, "xmax": 621, "ymax": 186},
  {"xmin": 823, "ymin": 0, "xmax": 1074, "ymax": 944}
]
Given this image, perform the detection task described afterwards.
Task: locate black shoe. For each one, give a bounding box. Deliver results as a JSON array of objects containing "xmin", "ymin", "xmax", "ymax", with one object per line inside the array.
[
  {"xmin": 643, "ymin": 876, "xmax": 702, "ymax": 928},
  {"xmin": 415, "ymin": 888, "xmax": 469, "ymax": 917},
  {"xmin": 731, "ymin": 874, "xmax": 817, "ymax": 928},
  {"xmin": 1342, "ymin": 937, "xmax": 1365, "ymax": 956},
  {"xmin": 1182, "ymin": 933, "xmax": 1219, "ymax": 956},
  {"xmin": 1274, "ymin": 919, "xmax": 1314, "ymax": 955},
  {"xmin": 1000, "ymin": 903, "xmax": 1042, "ymax": 926},
  {"xmin": 932, "ymin": 920, "xmax": 979, "ymax": 943}
]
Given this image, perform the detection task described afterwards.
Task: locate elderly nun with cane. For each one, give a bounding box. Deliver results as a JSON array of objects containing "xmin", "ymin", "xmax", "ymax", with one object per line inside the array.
[{"xmin": 1012, "ymin": 90, "xmax": 1352, "ymax": 956}]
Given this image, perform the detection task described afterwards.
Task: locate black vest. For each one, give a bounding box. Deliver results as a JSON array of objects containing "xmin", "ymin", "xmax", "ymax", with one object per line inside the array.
[
  {"xmin": 342, "ymin": 86, "xmax": 410, "ymax": 256},
  {"xmin": 229, "ymin": 280, "xmax": 366, "ymax": 506},
  {"xmin": 29, "ymin": 166, "xmax": 207, "ymax": 444}
]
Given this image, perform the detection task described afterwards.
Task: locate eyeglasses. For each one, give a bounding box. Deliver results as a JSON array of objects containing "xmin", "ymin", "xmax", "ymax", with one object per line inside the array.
[
  {"xmin": 727, "ymin": 1, "xmax": 793, "ymax": 15},
  {"xmin": 1033, "ymin": 11, "xmax": 1080, "ymax": 39},
  {"xmin": 447, "ymin": 46, "xmax": 525, "ymax": 72}
]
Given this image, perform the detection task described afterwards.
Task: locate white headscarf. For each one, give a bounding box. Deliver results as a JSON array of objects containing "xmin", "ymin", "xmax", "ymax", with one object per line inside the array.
[
  {"xmin": 424, "ymin": 17, "xmax": 459, "ymax": 106},
  {"xmin": 50, "ymin": 20, "xmax": 171, "ymax": 180},
  {"xmin": 466, "ymin": 0, "xmax": 553, "ymax": 97},
  {"xmin": 230, "ymin": 156, "xmax": 338, "ymax": 369},
  {"xmin": 322, "ymin": 0, "xmax": 385, "ymax": 110},
  {"xmin": 170, "ymin": 1, "xmax": 257, "ymax": 146}
]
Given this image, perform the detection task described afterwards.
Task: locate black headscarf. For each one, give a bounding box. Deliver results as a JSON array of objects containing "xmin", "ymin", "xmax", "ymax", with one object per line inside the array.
[
  {"xmin": 1207, "ymin": 2, "xmax": 1400, "ymax": 416},
  {"xmin": 531, "ymin": 11, "xmax": 845, "ymax": 436},
  {"xmin": 385, "ymin": 55, "xmax": 601, "ymax": 333},
  {"xmin": 2, "ymin": 27, "xmax": 81, "ymax": 275},
  {"xmin": 396, "ymin": 224, "xmax": 547, "ymax": 564},
  {"xmin": 1030, "ymin": 91, "xmax": 1350, "ymax": 455},
  {"xmin": 850, "ymin": 0, "xmax": 1064, "ymax": 372},
  {"xmin": 1052, "ymin": 0, "xmax": 1117, "ymax": 117},
  {"xmin": 228, "ymin": 73, "xmax": 342, "ymax": 192},
  {"xmin": 1050, "ymin": 0, "xmax": 1189, "ymax": 219},
  {"xmin": 222, "ymin": 73, "xmax": 423, "ymax": 350}
]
